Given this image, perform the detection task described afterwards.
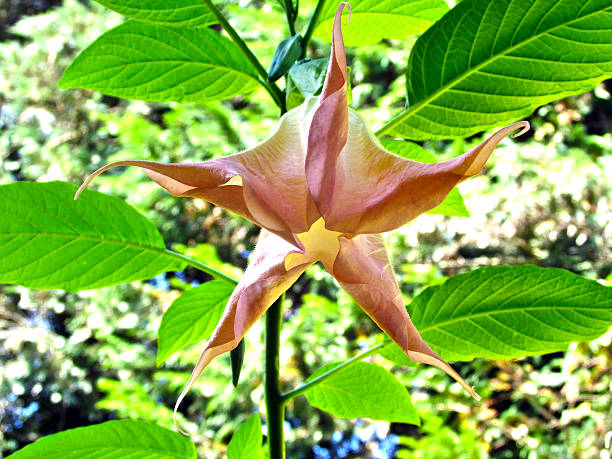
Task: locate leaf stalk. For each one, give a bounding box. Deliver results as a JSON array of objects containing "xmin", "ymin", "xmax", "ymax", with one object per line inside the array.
[
  {"xmin": 280, "ymin": 343, "xmax": 384, "ymax": 402},
  {"xmin": 300, "ymin": 0, "xmax": 327, "ymax": 59},
  {"xmin": 164, "ymin": 249, "xmax": 238, "ymax": 285},
  {"xmin": 201, "ymin": 0, "xmax": 286, "ymax": 111}
]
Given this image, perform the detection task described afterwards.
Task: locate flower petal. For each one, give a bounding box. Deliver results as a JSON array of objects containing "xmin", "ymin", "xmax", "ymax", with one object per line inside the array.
[
  {"xmin": 76, "ymin": 102, "xmax": 319, "ymax": 238},
  {"xmin": 173, "ymin": 229, "xmax": 312, "ymax": 431},
  {"xmin": 303, "ymin": 1, "xmax": 529, "ymax": 234},
  {"xmin": 305, "ymin": 3, "xmax": 350, "ymax": 217},
  {"xmin": 321, "ymin": 117, "xmax": 529, "ymax": 234},
  {"xmin": 330, "ymin": 233, "xmax": 480, "ymax": 399}
]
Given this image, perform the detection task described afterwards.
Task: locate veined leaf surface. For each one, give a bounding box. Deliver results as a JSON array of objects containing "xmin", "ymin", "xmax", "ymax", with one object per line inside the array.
[
  {"xmin": 58, "ymin": 21, "xmax": 261, "ymax": 103},
  {"xmin": 6, "ymin": 420, "xmax": 197, "ymax": 459},
  {"xmin": 0, "ymin": 181, "xmax": 183, "ymax": 291},
  {"xmin": 94, "ymin": 0, "xmax": 215, "ymax": 27},
  {"xmin": 304, "ymin": 361, "xmax": 419, "ymax": 424},
  {"xmin": 226, "ymin": 414, "xmax": 264, "ymax": 459},
  {"xmin": 157, "ymin": 281, "xmax": 234, "ymax": 365},
  {"xmin": 384, "ymin": 266, "xmax": 612, "ymax": 362},
  {"xmin": 314, "ymin": 0, "xmax": 449, "ymax": 46},
  {"xmin": 378, "ymin": 0, "xmax": 612, "ymax": 139}
]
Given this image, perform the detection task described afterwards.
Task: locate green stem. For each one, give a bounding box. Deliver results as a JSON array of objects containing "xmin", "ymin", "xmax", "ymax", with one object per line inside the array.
[
  {"xmin": 265, "ymin": 295, "xmax": 286, "ymax": 459},
  {"xmin": 300, "ymin": 0, "xmax": 327, "ymax": 59},
  {"xmin": 284, "ymin": 0, "xmax": 297, "ymax": 35},
  {"xmin": 374, "ymin": 111, "xmax": 404, "ymax": 138},
  {"xmin": 164, "ymin": 249, "xmax": 238, "ymax": 285},
  {"xmin": 281, "ymin": 343, "xmax": 384, "ymax": 402},
  {"xmin": 201, "ymin": 0, "xmax": 286, "ymax": 111}
]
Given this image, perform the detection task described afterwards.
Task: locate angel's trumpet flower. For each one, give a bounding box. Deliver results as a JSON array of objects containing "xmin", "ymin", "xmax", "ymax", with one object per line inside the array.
[{"xmin": 76, "ymin": 2, "xmax": 528, "ymax": 418}]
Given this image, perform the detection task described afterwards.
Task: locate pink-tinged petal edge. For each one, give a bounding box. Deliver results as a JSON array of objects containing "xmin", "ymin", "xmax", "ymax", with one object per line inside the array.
[
  {"xmin": 322, "ymin": 119, "xmax": 529, "ymax": 234},
  {"xmin": 305, "ymin": 2, "xmax": 351, "ymax": 218},
  {"xmin": 75, "ymin": 103, "xmax": 319, "ymax": 243},
  {"xmin": 303, "ymin": 2, "xmax": 529, "ymax": 235},
  {"xmin": 173, "ymin": 230, "xmax": 313, "ymax": 433},
  {"xmin": 331, "ymin": 233, "xmax": 480, "ymax": 400}
]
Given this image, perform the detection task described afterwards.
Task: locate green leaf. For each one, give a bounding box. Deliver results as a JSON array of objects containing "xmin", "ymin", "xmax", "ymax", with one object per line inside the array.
[
  {"xmin": 58, "ymin": 21, "xmax": 260, "ymax": 103},
  {"xmin": 381, "ymin": 140, "xmax": 469, "ymax": 217},
  {"xmin": 380, "ymin": 0, "xmax": 612, "ymax": 139},
  {"xmin": 226, "ymin": 414, "xmax": 263, "ymax": 459},
  {"xmin": 157, "ymin": 280, "xmax": 234, "ymax": 365},
  {"xmin": 285, "ymin": 58, "xmax": 328, "ymax": 110},
  {"xmin": 0, "ymin": 181, "xmax": 183, "ymax": 292},
  {"xmin": 304, "ymin": 361, "xmax": 420, "ymax": 425},
  {"xmin": 6, "ymin": 420, "xmax": 197, "ymax": 459},
  {"xmin": 385, "ymin": 266, "xmax": 612, "ymax": 362},
  {"xmin": 268, "ymin": 34, "xmax": 303, "ymax": 82},
  {"xmin": 314, "ymin": 0, "xmax": 449, "ymax": 46},
  {"xmin": 93, "ymin": 0, "xmax": 215, "ymax": 27}
]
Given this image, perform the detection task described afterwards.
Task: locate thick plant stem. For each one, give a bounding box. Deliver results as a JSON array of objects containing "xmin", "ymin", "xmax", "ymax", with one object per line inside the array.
[{"xmin": 265, "ymin": 295, "xmax": 286, "ymax": 459}]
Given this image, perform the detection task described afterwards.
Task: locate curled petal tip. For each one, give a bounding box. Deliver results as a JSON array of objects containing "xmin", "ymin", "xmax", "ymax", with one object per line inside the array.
[
  {"xmin": 339, "ymin": 2, "xmax": 352, "ymax": 24},
  {"xmin": 74, "ymin": 184, "xmax": 86, "ymax": 200},
  {"xmin": 173, "ymin": 402, "xmax": 191, "ymax": 437},
  {"xmin": 511, "ymin": 121, "xmax": 530, "ymax": 138},
  {"xmin": 74, "ymin": 161, "xmax": 126, "ymax": 200}
]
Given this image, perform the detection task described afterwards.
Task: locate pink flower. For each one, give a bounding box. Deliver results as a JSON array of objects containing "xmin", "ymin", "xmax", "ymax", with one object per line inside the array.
[{"xmin": 77, "ymin": 3, "xmax": 528, "ymax": 412}]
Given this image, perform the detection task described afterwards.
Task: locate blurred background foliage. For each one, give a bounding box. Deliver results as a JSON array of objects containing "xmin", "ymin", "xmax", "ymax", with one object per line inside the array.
[{"xmin": 1, "ymin": 0, "xmax": 611, "ymax": 458}]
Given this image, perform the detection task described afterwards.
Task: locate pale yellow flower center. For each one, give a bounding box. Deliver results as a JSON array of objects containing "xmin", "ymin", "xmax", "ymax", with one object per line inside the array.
[{"xmin": 284, "ymin": 217, "xmax": 341, "ymax": 271}]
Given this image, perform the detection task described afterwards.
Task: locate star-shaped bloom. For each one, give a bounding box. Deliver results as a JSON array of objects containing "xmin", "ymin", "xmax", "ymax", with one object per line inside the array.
[{"xmin": 77, "ymin": 3, "xmax": 528, "ymax": 411}]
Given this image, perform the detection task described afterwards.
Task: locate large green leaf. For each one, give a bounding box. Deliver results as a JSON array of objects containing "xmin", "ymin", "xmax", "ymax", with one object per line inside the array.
[
  {"xmin": 58, "ymin": 21, "xmax": 261, "ymax": 103},
  {"xmin": 94, "ymin": 0, "xmax": 215, "ymax": 27},
  {"xmin": 226, "ymin": 414, "xmax": 264, "ymax": 459},
  {"xmin": 6, "ymin": 420, "xmax": 197, "ymax": 459},
  {"xmin": 314, "ymin": 0, "xmax": 449, "ymax": 46},
  {"xmin": 304, "ymin": 361, "xmax": 419, "ymax": 425},
  {"xmin": 0, "ymin": 181, "xmax": 183, "ymax": 291},
  {"xmin": 381, "ymin": 139, "xmax": 468, "ymax": 217},
  {"xmin": 385, "ymin": 266, "xmax": 612, "ymax": 362},
  {"xmin": 157, "ymin": 281, "xmax": 234, "ymax": 365},
  {"xmin": 379, "ymin": 0, "xmax": 612, "ymax": 139}
]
